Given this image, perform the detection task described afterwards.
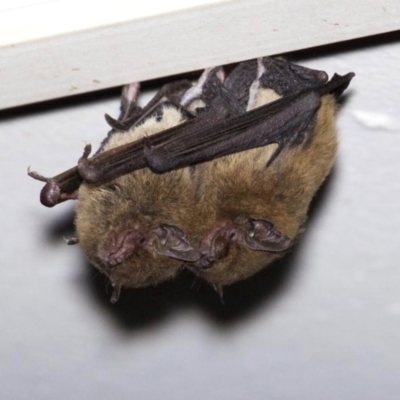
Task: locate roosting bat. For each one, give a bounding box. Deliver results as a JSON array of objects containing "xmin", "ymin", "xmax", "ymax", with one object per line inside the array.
[{"xmin": 29, "ymin": 57, "xmax": 354, "ymax": 302}]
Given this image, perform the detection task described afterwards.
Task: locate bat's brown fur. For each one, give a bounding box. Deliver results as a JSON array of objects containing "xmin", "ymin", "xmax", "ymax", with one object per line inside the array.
[
  {"xmin": 190, "ymin": 96, "xmax": 337, "ymax": 285},
  {"xmin": 76, "ymin": 95, "xmax": 337, "ymax": 289},
  {"xmin": 73, "ymin": 58, "xmax": 349, "ymax": 295}
]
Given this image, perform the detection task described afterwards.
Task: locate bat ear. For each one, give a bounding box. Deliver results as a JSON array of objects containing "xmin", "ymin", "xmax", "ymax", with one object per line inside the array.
[
  {"xmin": 194, "ymin": 217, "xmax": 292, "ymax": 270},
  {"xmin": 149, "ymin": 224, "xmax": 201, "ymax": 262},
  {"xmin": 99, "ymin": 227, "xmax": 143, "ymax": 267},
  {"xmin": 234, "ymin": 217, "xmax": 293, "ymax": 252}
]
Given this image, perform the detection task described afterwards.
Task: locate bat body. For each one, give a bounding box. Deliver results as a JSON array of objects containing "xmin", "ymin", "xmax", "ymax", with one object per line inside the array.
[{"xmin": 29, "ymin": 57, "xmax": 354, "ymax": 301}]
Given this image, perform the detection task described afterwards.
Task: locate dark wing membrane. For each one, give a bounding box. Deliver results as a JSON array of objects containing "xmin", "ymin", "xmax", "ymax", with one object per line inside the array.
[
  {"xmin": 144, "ymin": 92, "xmax": 321, "ymax": 172},
  {"xmin": 143, "ymin": 72, "xmax": 354, "ymax": 173},
  {"xmin": 32, "ymin": 72, "xmax": 354, "ymax": 207}
]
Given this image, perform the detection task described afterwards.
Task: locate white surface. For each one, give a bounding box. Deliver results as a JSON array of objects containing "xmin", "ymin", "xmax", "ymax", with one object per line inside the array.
[
  {"xmin": 1, "ymin": 0, "xmax": 400, "ymax": 109},
  {"xmin": 1, "ymin": 38, "xmax": 400, "ymax": 399},
  {"xmin": 0, "ymin": 0, "xmax": 225, "ymax": 45}
]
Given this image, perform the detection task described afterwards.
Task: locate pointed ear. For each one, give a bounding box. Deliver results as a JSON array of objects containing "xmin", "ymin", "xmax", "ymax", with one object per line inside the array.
[
  {"xmin": 149, "ymin": 224, "xmax": 201, "ymax": 262},
  {"xmin": 234, "ymin": 217, "xmax": 293, "ymax": 252}
]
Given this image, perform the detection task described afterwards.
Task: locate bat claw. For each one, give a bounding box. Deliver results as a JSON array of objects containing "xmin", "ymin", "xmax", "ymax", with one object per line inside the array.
[
  {"xmin": 110, "ymin": 282, "xmax": 122, "ymax": 304},
  {"xmin": 212, "ymin": 283, "xmax": 224, "ymax": 303},
  {"xmin": 82, "ymin": 143, "xmax": 92, "ymax": 159},
  {"xmin": 144, "ymin": 145, "xmax": 170, "ymax": 174},
  {"xmin": 77, "ymin": 144, "xmax": 102, "ymax": 183},
  {"xmin": 104, "ymin": 113, "xmax": 120, "ymax": 129}
]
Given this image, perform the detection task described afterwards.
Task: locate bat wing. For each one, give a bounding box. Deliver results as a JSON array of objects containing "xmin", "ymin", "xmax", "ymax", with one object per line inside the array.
[
  {"xmin": 143, "ymin": 72, "xmax": 354, "ymax": 173},
  {"xmin": 29, "ymin": 70, "xmax": 353, "ymax": 207},
  {"xmin": 28, "ymin": 81, "xmax": 193, "ymax": 207},
  {"xmin": 144, "ymin": 91, "xmax": 320, "ymax": 173}
]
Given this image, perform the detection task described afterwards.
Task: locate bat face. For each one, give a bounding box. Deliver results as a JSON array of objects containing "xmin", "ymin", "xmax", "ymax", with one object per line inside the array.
[{"xmin": 29, "ymin": 56, "xmax": 354, "ymax": 300}]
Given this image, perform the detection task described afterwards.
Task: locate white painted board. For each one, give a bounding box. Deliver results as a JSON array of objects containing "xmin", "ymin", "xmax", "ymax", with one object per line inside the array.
[{"xmin": 1, "ymin": 0, "xmax": 400, "ymax": 109}]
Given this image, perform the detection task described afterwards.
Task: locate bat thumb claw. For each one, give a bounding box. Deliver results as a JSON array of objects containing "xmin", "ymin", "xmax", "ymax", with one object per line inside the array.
[{"xmin": 144, "ymin": 144, "xmax": 171, "ymax": 174}]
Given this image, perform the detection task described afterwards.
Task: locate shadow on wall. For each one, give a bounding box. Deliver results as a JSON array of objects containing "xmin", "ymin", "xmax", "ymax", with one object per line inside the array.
[{"xmin": 45, "ymin": 164, "xmax": 338, "ymax": 331}]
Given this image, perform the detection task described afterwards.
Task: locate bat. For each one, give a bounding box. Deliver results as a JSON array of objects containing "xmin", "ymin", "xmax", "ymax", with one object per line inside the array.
[{"xmin": 29, "ymin": 57, "xmax": 354, "ymax": 302}]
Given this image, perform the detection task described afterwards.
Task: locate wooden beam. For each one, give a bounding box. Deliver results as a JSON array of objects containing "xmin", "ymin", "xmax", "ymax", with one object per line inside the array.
[{"xmin": 1, "ymin": 0, "xmax": 399, "ymax": 109}]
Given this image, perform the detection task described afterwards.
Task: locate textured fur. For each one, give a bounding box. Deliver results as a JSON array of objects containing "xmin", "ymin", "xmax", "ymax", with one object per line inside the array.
[
  {"xmin": 76, "ymin": 96, "xmax": 337, "ymax": 289},
  {"xmin": 73, "ymin": 58, "xmax": 349, "ymax": 295},
  {"xmin": 189, "ymin": 96, "xmax": 337, "ymax": 285},
  {"xmin": 76, "ymin": 107, "xmax": 194, "ymax": 287}
]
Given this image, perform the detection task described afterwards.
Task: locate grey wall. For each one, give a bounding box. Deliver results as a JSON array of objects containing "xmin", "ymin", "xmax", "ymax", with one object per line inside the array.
[{"xmin": 1, "ymin": 34, "xmax": 399, "ymax": 400}]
